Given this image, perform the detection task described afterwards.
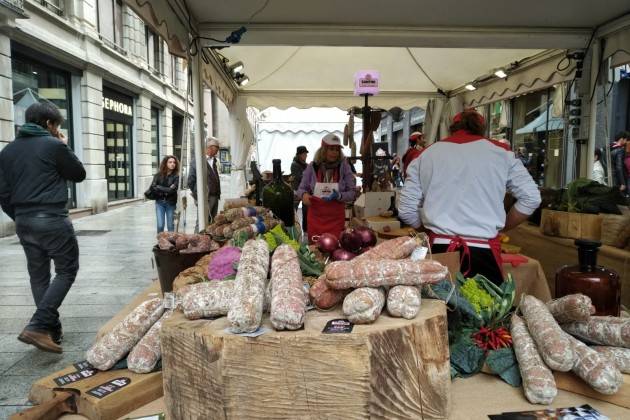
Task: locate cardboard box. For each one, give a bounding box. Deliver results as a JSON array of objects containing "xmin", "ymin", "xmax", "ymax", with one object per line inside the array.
[
  {"xmin": 366, "ymin": 216, "xmax": 400, "ymax": 233},
  {"xmin": 354, "ymin": 191, "xmax": 395, "ymax": 218},
  {"xmin": 540, "ymin": 209, "xmax": 602, "ymax": 241}
]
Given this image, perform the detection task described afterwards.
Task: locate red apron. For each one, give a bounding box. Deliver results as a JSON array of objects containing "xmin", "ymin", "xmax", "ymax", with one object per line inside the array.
[
  {"xmin": 428, "ymin": 232, "xmax": 503, "ymax": 277},
  {"xmin": 307, "ymin": 196, "xmax": 345, "ymax": 243}
]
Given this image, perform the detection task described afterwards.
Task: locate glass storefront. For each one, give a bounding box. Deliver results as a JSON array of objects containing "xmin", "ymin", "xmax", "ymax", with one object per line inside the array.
[
  {"xmin": 11, "ymin": 48, "xmax": 77, "ymax": 208},
  {"xmin": 103, "ymin": 87, "xmax": 134, "ymax": 201}
]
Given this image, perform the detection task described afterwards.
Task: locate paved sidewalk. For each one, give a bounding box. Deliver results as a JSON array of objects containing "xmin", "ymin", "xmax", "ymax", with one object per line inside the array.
[{"xmin": 0, "ymin": 202, "xmax": 197, "ymax": 417}]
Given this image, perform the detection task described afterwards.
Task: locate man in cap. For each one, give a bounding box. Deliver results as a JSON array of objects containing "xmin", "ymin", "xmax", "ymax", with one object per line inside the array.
[
  {"xmin": 291, "ymin": 145, "xmax": 309, "ymax": 232},
  {"xmin": 399, "ymin": 109, "xmax": 540, "ymax": 286},
  {"xmin": 188, "ymin": 137, "xmax": 221, "ymax": 226},
  {"xmin": 402, "ymin": 131, "xmax": 425, "ymax": 179}
]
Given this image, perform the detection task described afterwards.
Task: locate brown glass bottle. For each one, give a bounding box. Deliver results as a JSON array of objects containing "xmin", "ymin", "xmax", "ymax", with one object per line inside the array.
[{"xmin": 555, "ymin": 239, "xmax": 620, "ymax": 316}]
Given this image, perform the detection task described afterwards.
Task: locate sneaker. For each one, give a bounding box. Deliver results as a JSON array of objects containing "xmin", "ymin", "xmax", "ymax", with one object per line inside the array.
[{"xmin": 18, "ymin": 328, "xmax": 63, "ymax": 354}]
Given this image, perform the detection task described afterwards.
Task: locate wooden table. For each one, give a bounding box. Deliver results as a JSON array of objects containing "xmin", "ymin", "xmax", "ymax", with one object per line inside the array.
[
  {"xmin": 161, "ymin": 300, "xmax": 451, "ymax": 420},
  {"xmin": 504, "ymin": 255, "xmax": 552, "ymax": 303}
]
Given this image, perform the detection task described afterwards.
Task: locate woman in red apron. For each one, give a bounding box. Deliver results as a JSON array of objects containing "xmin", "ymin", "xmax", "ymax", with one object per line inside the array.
[{"xmin": 296, "ymin": 133, "xmax": 357, "ymax": 243}]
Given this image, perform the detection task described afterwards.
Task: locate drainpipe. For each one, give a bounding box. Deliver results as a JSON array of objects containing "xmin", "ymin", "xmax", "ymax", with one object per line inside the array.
[{"xmin": 586, "ymin": 40, "xmax": 601, "ymax": 180}]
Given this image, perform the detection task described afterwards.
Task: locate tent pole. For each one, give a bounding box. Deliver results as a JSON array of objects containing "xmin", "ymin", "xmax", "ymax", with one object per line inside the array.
[
  {"xmin": 192, "ymin": 53, "xmax": 208, "ymax": 230},
  {"xmin": 586, "ymin": 40, "xmax": 600, "ymax": 180}
]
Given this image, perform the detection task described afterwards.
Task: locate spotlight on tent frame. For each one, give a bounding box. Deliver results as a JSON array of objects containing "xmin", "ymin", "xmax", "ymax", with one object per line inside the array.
[
  {"xmin": 494, "ymin": 69, "xmax": 508, "ymax": 79},
  {"xmin": 234, "ymin": 73, "xmax": 249, "ymax": 86},
  {"xmin": 465, "ymin": 83, "xmax": 477, "ymax": 91},
  {"xmin": 229, "ymin": 61, "xmax": 244, "ymax": 75}
]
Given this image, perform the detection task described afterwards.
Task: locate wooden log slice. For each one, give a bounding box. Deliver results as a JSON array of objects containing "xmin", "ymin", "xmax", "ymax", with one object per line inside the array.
[{"xmin": 161, "ymin": 299, "xmax": 450, "ymax": 419}]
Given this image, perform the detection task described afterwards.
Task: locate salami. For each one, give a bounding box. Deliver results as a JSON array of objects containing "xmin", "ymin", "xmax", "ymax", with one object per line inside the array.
[
  {"xmin": 567, "ymin": 334, "xmax": 622, "ymax": 395},
  {"xmin": 309, "ymin": 275, "xmax": 347, "ymax": 310},
  {"xmin": 180, "ymin": 281, "xmax": 234, "ymax": 320},
  {"xmin": 561, "ymin": 316, "xmax": 630, "ymax": 348},
  {"xmin": 127, "ymin": 310, "xmax": 173, "ymax": 373},
  {"xmin": 325, "ymin": 258, "xmax": 448, "ymax": 290},
  {"xmin": 227, "ymin": 239, "xmax": 270, "ymax": 333},
  {"xmin": 86, "ymin": 298, "xmax": 164, "ymax": 371},
  {"xmin": 270, "ymin": 244, "xmax": 306, "ymax": 330},
  {"xmin": 593, "ymin": 346, "xmax": 630, "ymax": 373},
  {"xmin": 546, "ymin": 294, "xmax": 594, "ymax": 324},
  {"xmin": 520, "ymin": 295, "xmax": 574, "ymax": 372},
  {"xmin": 510, "ymin": 314, "xmax": 557, "ymax": 404},
  {"xmin": 386, "ymin": 286, "xmax": 421, "ymax": 319},
  {"xmin": 342, "ymin": 287, "xmax": 386, "ymax": 324},
  {"xmin": 353, "ymin": 236, "xmax": 418, "ymax": 261}
]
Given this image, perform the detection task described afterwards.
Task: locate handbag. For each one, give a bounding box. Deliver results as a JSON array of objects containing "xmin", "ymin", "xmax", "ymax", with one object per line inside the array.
[{"xmin": 144, "ymin": 185, "xmax": 158, "ymax": 200}]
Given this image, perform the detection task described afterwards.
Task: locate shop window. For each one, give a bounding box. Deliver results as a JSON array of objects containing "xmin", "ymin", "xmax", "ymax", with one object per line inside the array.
[
  {"xmin": 489, "ymin": 102, "xmax": 509, "ymax": 141},
  {"xmin": 98, "ymin": 0, "xmax": 124, "ymax": 48},
  {"xmin": 145, "ymin": 27, "xmax": 163, "ymax": 74},
  {"xmin": 37, "ymin": 0, "xmax": 64, "ymax": 16},
  {"xmin": 11, "ymin": 51, "xmax": 76, "ymax": 208},
  {"xmin": 512, "ymin": 87, "xmax": 565, "ymax": 188},
  {"xmin": 151, "ymin": 107, "xmax": 160, "ymax": 173}
]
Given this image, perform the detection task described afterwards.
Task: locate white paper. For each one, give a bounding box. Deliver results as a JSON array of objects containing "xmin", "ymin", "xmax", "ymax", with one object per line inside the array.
[{"xmin": 313, "ymin": 182, "xmax": 339, "ymax": 198}]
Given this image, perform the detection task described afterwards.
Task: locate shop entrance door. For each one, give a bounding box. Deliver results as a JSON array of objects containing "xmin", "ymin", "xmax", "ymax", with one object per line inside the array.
[{"xmin": 105, "ymin": 121, "xmax": 133, "ymax": 200}]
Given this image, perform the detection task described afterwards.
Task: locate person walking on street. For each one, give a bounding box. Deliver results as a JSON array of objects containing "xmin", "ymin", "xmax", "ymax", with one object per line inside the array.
[
  {"xmin": 610, "ymin": 132, "xmax": 628, "ymax": 196},
  {"xmin": 0, "ymin": 102, "xmax": 86, "ymax": 353},
  {"xmin": 152, "ymin": 155, "xmax": 179, "ymax": 233},
  {"xmin": 291, "ymin": 145, "xmax": 309, "ymax": 232},
  {"xmin": 188, "ymin": 137, "xmax": 221, "ymax": 228}
]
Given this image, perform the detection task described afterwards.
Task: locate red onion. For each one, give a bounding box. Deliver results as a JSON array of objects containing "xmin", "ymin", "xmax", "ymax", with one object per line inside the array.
[
  {"xmin": 339, "ymin": 228, "xmax": 362, "ymax": 252},
  {"xmin": 314, "ymin": 233, "xmax": 339, "ymax": 253},
  {"xmin": 332, "ymin": 248, "xmax": 357, "ymax": 261},
  {"xmin": 354, "ymin": 226, "xmax": 377, "ymax": 247}
]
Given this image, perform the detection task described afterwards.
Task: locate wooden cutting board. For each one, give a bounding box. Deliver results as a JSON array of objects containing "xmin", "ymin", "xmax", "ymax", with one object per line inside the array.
[{"xmin": 554, "ymin": 371, "xmax": 630, "ymax": 409}]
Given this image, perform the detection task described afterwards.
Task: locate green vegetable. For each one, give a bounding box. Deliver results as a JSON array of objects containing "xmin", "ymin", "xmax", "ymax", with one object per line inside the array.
[
  {"xmin": 460, "ymin": 278, "xmax": 494, "ymax": 317},
  {"xmin": 263, "ymin": 231, "xmax": 278, "ymax": 251},
  {"xmin": 485, "ymin": 347, "xmax": 522, "ymax": 387},
  {"xmin": 269, "ymin": 224, "xmax": 300, "ymax": 251}
]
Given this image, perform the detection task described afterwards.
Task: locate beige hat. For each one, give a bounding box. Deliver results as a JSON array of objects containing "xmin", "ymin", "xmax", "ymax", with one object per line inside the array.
[
  {"xmin": 206, "ymin": 137, "xmax": 220, "ymax": 148},
  {"xmin": 321, "ymin": 133, "xmax": 342, "ymax": 147}
]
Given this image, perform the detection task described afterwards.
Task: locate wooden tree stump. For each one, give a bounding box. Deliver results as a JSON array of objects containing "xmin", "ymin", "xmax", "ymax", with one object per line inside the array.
[{"xmin": 161, "ymin": 299, "xmax": 451, "ymax": 419}]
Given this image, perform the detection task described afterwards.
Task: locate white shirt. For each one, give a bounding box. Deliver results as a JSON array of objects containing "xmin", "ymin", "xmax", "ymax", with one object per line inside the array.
[
  {"xmin": 207, "ymin": 156, "xmax": 217, "ymax": 173},
  {"xmin": 398, "ymin": 136, "xmax": 541, "ymax": 239},
  {"xmin": 592, "ymin": 160, "xmax": 605, "ymax": 184}
]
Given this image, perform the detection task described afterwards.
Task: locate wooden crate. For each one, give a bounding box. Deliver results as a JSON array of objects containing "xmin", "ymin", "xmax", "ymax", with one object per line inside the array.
[
  {"xmin": 540, "ymin": 209, "xmax": 603, "ymax": 241},
  {"xmin": 162, "ymin": 301, "xmax": 451, "ymax": 419},
  {"xmin": 554, "ymin": 372, "xmax": 630, "ymax": 409}
]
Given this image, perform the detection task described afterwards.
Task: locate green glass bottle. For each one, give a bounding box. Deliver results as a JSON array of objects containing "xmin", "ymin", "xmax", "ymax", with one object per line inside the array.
[{"xmin": 263, "ymin": 159, "xmax": 295, "ymax": 227}]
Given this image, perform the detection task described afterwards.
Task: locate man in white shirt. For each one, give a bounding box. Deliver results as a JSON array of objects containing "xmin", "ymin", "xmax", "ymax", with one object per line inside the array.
[
  {"xmin": 188, "ymin": 137, "xmax": 221, "ymax": 225},
  {"xmin": 399, "ymin": 109, "xmax": 541, "ymax": 285}
]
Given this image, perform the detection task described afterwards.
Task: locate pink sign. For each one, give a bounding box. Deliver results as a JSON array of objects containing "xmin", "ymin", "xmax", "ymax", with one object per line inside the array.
[{"xmin": 354, "ymin": 70, "xmax": 380, "ymax": 96}]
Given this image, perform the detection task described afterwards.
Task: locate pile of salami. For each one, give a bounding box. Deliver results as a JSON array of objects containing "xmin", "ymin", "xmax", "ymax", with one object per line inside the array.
[
  {"xmin": 205, "ymin": 206, "xmax": 277, "ymax": 241},
  {"xmin": 512, "ymin": 293, "xmax": 629, "ymax": 404},
  {"xmin": 86, "ymin": 297, "xmax": 171, "ymax": 374},
  {"xmin": 157, "ymin": 232, "xmax": 220, "ymax": 254},
  {"xmin": 310, "ymin": 236, "xmax": 448, "ymax": 324}
]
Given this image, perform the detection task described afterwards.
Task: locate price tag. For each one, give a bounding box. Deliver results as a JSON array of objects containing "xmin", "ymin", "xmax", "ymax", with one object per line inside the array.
[
  {"xmin": 322, "ymin": 319, "xmax": 354, "ymax": 334},
  {"xmin": 411, "ymin": 246, "xmax": 429, "ymax": 261},
  {"xmin": 87, "ymin": 377, "xmax": 131, "ymax": 399},
  {"xmin": 163, "ymin": 292, "xmax": 175, "ymax": 309},
  {"xmin": 54, "ymin": 367, "xmax": 97, "ymax": 386}
]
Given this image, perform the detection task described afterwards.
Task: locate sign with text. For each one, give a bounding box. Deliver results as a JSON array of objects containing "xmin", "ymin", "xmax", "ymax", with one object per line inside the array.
[
  {"xmin": 102, "ymin": 97, "xmax": 133, "ymax": 116},
  {"xmin": 354, "ymin": 70, "xmax": 380, "ymax": 96}
]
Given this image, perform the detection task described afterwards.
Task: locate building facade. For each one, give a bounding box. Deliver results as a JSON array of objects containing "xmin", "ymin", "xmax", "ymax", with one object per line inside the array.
[{"xmin": 0, "ymin": 0, "xmax": 191, "ymax": 236}]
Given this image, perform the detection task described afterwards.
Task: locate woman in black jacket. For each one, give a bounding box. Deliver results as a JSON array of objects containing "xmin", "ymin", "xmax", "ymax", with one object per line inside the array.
[{"xmin": 152, "ymin": 155, "xmax": 179, "ymax": 232}]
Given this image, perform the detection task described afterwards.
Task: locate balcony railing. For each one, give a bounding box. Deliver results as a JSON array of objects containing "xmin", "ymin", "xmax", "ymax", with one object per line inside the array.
[
  {"xmin": 37, "ymin": 0, "xmax": 63, "ymax": 16},
  {"xmin": 0, "ymin": 0, "xmax": 26, "ymax": 15}
]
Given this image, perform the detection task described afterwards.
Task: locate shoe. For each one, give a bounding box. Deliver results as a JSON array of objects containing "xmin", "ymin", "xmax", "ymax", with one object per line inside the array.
[
  {"xmin": 51, "ymin": 328, "xmax": 64, "ymax": 345},
  {"xmin": 18, "ymin": 329, "xmax": 63, "ymax": 354}
]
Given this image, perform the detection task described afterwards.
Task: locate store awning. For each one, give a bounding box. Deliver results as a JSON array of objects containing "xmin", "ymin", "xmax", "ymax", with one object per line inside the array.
[{"xmin": 515, "ymin": 108, "xmax": 564, "ymax": 135}]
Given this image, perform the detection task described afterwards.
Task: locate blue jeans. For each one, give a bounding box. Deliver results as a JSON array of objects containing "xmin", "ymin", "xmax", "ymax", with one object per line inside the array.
[{"xmin": 156, "ymin": 201, "xmax": 176, "ymax": 232}]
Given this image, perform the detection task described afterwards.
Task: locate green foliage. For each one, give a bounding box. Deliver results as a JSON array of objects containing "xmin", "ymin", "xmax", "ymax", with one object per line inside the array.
[
  {"xmin": 485, "ymin": 348, "xmax": 522, "ymax": 387},
  {"xmin": 460, "ymin": 278, "xmax": 494, "ymax": 316}
]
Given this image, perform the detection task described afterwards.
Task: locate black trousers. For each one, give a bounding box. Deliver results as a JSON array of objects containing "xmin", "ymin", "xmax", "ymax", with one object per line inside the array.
[
  {"xmin": 432, "ymin": 243, "xmax": 504, "ymax": 286},
  {"xmin": 15, "ymin": 215, "xmax": 79, "ymax": 333}
]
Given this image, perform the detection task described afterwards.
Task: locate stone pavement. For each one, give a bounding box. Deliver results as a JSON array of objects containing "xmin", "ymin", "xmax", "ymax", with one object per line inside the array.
[{"xmin": 0, "ymin": 201, "xmax": 198, "ymax": 418}]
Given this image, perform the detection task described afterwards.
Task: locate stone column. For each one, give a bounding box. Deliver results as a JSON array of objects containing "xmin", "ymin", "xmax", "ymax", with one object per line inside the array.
[
  {"xmin": 79, "ymin": 69, "xmax": 108, "ymax": 213},
  {"xmin": 163, "ymin": 105, "xmax": 173, "ymax": 156},
  {"xmin": 136, "ymin": 93, "xmax": 153, "ymax": 196},
  {"xmin": 0, "ymin": 32, "xmax": 14, "ymax": 236}
]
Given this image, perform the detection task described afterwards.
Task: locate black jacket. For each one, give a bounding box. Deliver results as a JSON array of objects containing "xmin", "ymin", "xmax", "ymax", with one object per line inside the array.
[
  {"xmin": 611, "ymin": 145, "xmax": 626, "ymax": 187},
  {"xmin": 290, "ymin": 157, "xmax": 307, "ymax": 191},
  {"xmin": 151, "ymin": 173, "xmax": 179, "ymax": 205},
  {"xmin": 188, "ymin": 156, "xmax": 221, "ymax": 200},
  {"xmin": 0, "ymin": 132, "xmax": 86, "ymax": 220}
]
